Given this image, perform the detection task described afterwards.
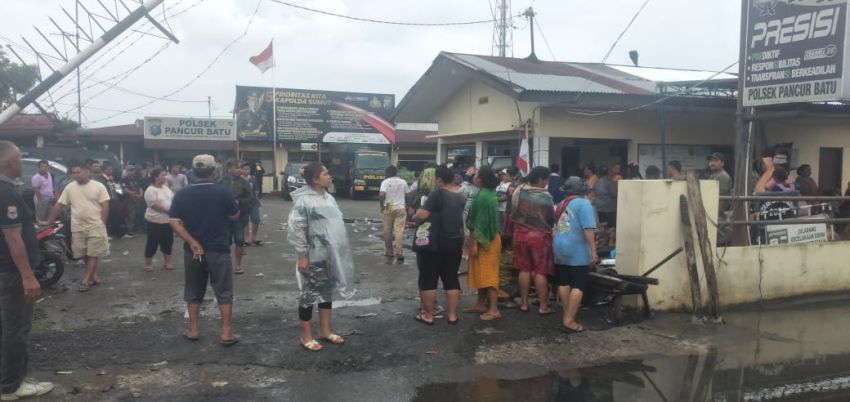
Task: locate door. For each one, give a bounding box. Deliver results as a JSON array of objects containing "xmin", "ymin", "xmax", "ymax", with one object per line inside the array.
[
  {"xmin": 561, "ymin": 147, "xmax": 581, "ymax": 177},
  {"xmin": 818, "ymin": 147, "xmax": 843, "ymax": 195}
]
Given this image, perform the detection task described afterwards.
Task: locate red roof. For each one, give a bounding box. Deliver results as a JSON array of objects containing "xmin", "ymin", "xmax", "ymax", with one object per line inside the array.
[{"xmin": 0, "ymin": 113, "xmax": 56, "ymax": 135}]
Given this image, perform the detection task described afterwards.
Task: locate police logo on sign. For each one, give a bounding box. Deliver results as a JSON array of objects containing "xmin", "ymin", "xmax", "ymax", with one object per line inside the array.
[{"xmin": 6, "ymin": 205, "xmax": 18, "ymax": 220}]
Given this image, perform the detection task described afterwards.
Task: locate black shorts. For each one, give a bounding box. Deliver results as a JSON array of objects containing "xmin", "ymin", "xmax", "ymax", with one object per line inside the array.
[
  {"xmin": 556, "ymin": 264, "xmax": 590, "ymax": 292},
  {"xmin": 416, "ymin": 239, "xmax": 463, "ymax": 291}
]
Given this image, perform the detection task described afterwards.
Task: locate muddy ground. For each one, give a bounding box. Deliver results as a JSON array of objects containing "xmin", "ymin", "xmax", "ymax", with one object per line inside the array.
[{"xmin": 26, "ymin": 197, "xmax": 850, "ymax": 401}]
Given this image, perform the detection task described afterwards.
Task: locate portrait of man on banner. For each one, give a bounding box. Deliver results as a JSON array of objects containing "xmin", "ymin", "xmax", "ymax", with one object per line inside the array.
[{"xmin": 236, "ymin": 88, "xmax": 272, "ymax": 141}]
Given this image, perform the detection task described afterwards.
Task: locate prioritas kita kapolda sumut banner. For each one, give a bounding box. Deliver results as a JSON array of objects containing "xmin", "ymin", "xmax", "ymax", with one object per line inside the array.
[
  {"xmin": 233, "ymin": 86, "xmax": 396, "ymax": 144},
  {"xmin": 744, "ymin": 0, "xmax": 850, "ymax": 106}
]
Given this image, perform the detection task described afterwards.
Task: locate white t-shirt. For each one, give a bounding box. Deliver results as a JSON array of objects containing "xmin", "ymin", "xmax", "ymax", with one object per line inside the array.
[
  {"xmin": 379, "ymin": 177, "xmax": 409, "ymax": 210},
  {"xmin": 496, "ymin": 181, "xmax": 511, "ymax": 212},
  {"xmin": 144, "ymin": 185, "xmax": 174, "ymax": 224},
  {"xmin": 166, "ymin": 173, "xmax": 188, "ymax": 193},
  {"xmin": 57, "ymin": 180, "xmax": 110, "ymax": 231}
]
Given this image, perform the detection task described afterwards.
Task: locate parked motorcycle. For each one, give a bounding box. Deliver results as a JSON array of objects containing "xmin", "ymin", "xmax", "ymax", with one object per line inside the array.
[{"xmin": 34, "ymin": 221, "xmax": 69, "ymax": 287}]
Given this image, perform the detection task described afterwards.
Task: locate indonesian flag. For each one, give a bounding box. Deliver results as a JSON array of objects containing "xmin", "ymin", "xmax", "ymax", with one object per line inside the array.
[
  {"xmin": 249, "ymin": 41, "xmax": 274, "ymax": 73},
  {"xmin": 516, "ymin": 125, "xmax": 529, "ymax": 176}
]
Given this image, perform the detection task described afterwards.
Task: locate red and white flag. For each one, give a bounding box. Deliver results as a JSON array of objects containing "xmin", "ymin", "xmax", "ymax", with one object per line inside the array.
[
  {"xmin": 516, "ymin": 125, "xmax": 529, "ymax": 176},
  {"xmin": 249, "ymin": 41, "xmax": 274, "ymax": 73}
]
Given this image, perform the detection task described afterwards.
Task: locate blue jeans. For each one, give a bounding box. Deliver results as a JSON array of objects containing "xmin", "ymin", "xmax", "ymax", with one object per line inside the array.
[{"xmin": 0, "ymin": 272, "xmax": 32, "ymax": 394}]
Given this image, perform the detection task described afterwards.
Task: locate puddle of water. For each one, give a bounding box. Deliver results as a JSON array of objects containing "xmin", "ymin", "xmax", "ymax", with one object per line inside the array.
[
  {"xmin": 416, "ymin": 301, "xmax": 850, "ymax": 401},
  {"xmin": 413, "ymin": 352, "xmax": 850, "ymax": 401}
]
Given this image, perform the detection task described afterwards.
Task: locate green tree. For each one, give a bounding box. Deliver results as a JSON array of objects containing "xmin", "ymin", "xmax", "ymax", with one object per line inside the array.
[{"xmin": 0, "ymin": 48, "xmax": 39, "ymax": 107}]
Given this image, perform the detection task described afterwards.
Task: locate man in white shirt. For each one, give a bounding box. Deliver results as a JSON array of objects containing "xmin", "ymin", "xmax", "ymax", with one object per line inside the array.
[
  {"xmin": 166, "ymin": 163, "xmax": 188, "ymax": 193},
  {"xmin": 379, "ymin": 165, "xmax": 409, "ymax": 262},
  {"xmin": 40, "ymin": 162, "xmax": 110, "ymax": 292}
]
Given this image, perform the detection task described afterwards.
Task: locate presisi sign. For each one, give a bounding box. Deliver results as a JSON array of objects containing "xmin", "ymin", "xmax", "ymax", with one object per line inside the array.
[
  {"xmin": 743, "ymin": 0, "xmax": 850, "ymax": 106},
  {"xmin": 143, "ymin": 117, "xmax": 236, "ymax": 141}
]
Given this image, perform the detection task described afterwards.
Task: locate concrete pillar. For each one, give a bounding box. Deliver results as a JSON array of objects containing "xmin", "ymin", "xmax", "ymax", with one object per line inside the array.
[
  {"xmin": 475, "ymin": 140, "xmax": 484, "ymax": 167},
  {"xmin": 533, "ymin": 136, "xmax": 549, "ymax": 168},
  {"xmin": 36, "ymin": 135, "xmax": 44, "ymax": 148},
  {"xmin": 436, "ymin": 138, "xmax": 443, "ymax": 164}
]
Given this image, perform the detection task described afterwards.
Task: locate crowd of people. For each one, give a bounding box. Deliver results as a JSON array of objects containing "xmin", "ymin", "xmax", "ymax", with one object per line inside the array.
[
  {"xmin": 0, "ymin": 143, "xmax": 278, "ymax": 398},
  {"xmin": 5, "ymin": 135, "xmax": 850, "ymax": 398}
]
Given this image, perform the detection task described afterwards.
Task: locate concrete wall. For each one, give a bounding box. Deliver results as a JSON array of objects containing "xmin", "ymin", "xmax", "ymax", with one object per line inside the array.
[
  {"xmin": 764, "ymin": 117, "xmax": 850, "ymax": 193},
  {"xmin": 437, "ymin": 81, "xmax": 536, "ymax": 137},
  {"xmin": 616, "ymin": 180, "xmax": 719, "ymax": 311},
  {"xmin": 618, "ymin": 180, "xmax": 850, "ymax": 311},
  {"xmin": 540, "ymin": 108, "xmax": 736, "ymax": 164}
]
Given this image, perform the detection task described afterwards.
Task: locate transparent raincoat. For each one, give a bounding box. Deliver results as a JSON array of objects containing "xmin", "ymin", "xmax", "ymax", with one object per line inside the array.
[{"xmin": 287, "ymin": 186, "xmax": 356, "ymax": 305}]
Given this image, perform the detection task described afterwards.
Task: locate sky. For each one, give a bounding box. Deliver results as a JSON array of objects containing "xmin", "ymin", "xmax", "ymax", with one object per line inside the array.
[{"xmin": 0, "ymin": 0, "xmax": 742, "ymax": 128}]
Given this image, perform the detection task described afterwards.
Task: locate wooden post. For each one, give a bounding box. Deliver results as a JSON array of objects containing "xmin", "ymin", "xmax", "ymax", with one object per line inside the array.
[
  {"xmin": 679, "ymin": 195, "xmax": 703, "ymax": 320},
  {"xmin": 686, "ymin": 171, "xmax": 723, "ymax": 322}
]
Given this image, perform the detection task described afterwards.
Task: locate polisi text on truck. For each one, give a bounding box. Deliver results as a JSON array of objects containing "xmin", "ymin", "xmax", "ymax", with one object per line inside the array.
[{"xmin": 750, "ymin": 6, "xmax": 842, "ymax": 48}]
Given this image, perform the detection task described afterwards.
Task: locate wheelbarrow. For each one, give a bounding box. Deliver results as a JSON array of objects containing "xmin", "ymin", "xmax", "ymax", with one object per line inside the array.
[{"xmin": 585, "ymin": 258, "xmax": 660, "ymax": 325}]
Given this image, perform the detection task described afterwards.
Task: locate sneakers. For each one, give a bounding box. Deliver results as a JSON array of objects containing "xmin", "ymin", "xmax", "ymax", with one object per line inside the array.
[
  {"xmin": 121, "ymin": 233, "xmax": 136, "ymax": 239},
  {"xmin": 1, "ymin": 380, "xmax": 54, "ymax": 401}
]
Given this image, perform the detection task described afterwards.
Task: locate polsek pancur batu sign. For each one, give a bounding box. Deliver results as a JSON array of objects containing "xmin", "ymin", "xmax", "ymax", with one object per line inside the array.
[
  {"xmin": 144, "ymin": 117, "xmax": 236, "ymax": 141},
  {"xmin": 744, "ymin": 0, "xmax": 850, "ymax": 106}
]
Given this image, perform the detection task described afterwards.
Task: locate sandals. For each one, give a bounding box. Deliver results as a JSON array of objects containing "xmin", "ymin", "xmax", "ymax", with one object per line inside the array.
[
  {"xmin": 301, "ymin": 340, "xmax": 323, "ymax": 351},
  {"xmin": 220, "ymin": 337, "xmax": 240, "ymax": 347},
  {"xmin": 538, "ymin": 309, "xmax": 555, "ymax": 316},
  {"xmin": 447, "ymin": 316, "xmax": 459, "ymax": 325},
  {"xmin": 320, "ymin": 334, "xmax": 345, "ymax": 344},
  {"xmin": 480, "ymin": 311, "xmax": 502, "ymax": 321},
  {"xmin": 415, "ymin": 314, "xmax": 434, "ymax": 326},
  {"xmin": 144, "ymin": 265, "xmax": 154, "ymax": 273},
  {"xmin": 234, "ymin": 268, "xmax": 245, "ymax": 275},
  {"xmin": 184, "ymin": 333, "xmax": 199, "ymax": 341},
  {"xmin": 78, "ymin": 283, "xmax": 90, "ymax": 292},
  {"xmin": 560, "ymin": 324, "xmax": 585, "ymax": 334}
]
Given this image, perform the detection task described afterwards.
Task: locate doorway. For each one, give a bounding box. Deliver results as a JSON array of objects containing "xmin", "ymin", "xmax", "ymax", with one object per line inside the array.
[{"xmin": 818, "ymin": 147, "xmax": 843, "ymax": 195}]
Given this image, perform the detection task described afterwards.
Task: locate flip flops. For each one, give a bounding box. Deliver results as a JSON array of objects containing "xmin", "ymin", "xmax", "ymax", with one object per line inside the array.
[
  {"xmin": 144, "ymin": 265, "xmax": 154, "ymax": 273},
  {"xmin": 415, "ymin": 314, "xmax": 434, "ymax": 326},
  {"xmin": 220, "ymin": 337, "xmax": 239, "ymax": 347},
  {"xmin": 78, "ymin": 283, "xmax": 90, "ymax": 292},
  {"xmin": 560, "ymin": 324, "xmax": 585, "ymax": 334},
  {"xmin": 320, "ymin": 334, "xmax": 345, "ymax": 344},
  {"xmin": 301, "ymin": 340, "xmax": 323, "ymax": 351},
  {"xmin": 184, "ymin": 333, "xmax": 199, "ymax": 341}
]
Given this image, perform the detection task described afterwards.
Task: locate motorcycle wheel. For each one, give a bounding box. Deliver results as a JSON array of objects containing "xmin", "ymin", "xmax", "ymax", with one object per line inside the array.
[{"xmin": 36, "ymin": 253, "xmax": 65, "ymax": 288}]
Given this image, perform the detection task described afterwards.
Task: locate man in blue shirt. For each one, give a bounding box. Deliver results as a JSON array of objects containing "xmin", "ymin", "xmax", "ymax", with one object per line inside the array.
[
  {"xmin": 552, "ymin": 176, "xmax": 597, "ymax": 334},
  {"xmin": 170, "ymin": 155, "xmax": 241, "ymax": 346}
]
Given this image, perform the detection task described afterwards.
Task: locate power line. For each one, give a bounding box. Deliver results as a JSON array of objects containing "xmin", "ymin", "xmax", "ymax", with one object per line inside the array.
[
  {"xmin": 85, "ymin": 0, "xmax": 263, "ymax": 125},
  {"xmin": 55, "ymin": 101, "xmax": 229, "ymax": 118},
  {"xmin": 534, "ymin": 17, "xmax": 555, "ymax": 60},
  {"xmin": 269, "ymin": 0, "xmax": 498, "ymax": 26},
  {"xmin": 573, "ymin": 0, "xmax": 652, "ymax": 102},
  {"xmin": 564, "ymin": 60, "xmax": 739, "ymax": 117}
]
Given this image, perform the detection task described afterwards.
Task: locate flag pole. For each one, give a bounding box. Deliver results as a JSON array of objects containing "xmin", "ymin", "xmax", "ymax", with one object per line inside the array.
[{"xmin": 271, "ymin": 39, "xmax": 278, "ymax": 191}]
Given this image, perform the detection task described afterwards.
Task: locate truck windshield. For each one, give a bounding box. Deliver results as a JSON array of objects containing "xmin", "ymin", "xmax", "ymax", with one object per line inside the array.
[{"xmin": 355, "ymin": 153, "xmax": 389, "ymax": 169}]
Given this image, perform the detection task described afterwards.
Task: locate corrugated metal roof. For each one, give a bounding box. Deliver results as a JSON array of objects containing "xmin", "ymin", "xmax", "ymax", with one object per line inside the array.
[
  {"xmin": 445, "ymin": 52, "xmax": 736, "ymax": 96},
  {"xmin": 607, "ymin": 65, "xmax": 738, "ymax": 84}
]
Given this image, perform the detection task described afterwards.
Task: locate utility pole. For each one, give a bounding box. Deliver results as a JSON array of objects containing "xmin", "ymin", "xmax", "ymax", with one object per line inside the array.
[
  {"xmin": 207, "ymin": 96, "xmax": 212, "ymax": 119},
  {"xmin": 731, "ymin": 0, "xmax": 753, "ymax": 246},
  {"xmin": 524, "ymin": 7, "xmax": 537, "ymax": 60}
]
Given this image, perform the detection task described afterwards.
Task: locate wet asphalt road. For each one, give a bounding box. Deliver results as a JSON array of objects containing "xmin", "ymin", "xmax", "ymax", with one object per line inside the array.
[{"xmin": 25, "ymin": 197, "xmax": 850, "ymax": 401}]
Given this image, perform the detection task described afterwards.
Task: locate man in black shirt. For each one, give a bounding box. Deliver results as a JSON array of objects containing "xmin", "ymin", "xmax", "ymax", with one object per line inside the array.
[{"xmin": 0, "ymin": 141, "xmax": 54, "ymax": 399}]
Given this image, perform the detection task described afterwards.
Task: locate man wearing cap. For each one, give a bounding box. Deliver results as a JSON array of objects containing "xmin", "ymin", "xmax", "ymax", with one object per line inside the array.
[
  {"xmin": 707, "ymin": 152, "xmax": 732, "ymax": 196},
  {"xmin": 169, "ymin": 155, "xmax": 241, "ymax": 346}
]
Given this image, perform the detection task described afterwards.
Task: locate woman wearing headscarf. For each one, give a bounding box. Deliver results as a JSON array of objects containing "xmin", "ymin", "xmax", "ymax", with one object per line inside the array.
[
  {"xmin": 287, "ymin": 162, "xmax": 356, "ymax": 351},
  {"xmin": 463, "ymin": 166, "xmax": 503, "ymax": 320},
  {"xmin": 511, "ymin": 166, "xmax": 555, "ymax": 315}
]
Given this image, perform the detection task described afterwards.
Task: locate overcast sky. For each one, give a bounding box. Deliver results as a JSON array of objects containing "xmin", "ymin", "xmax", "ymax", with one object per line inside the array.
[{"xmin": 1, "ymin": 0, "xmax": 741, "ymax": 128}]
